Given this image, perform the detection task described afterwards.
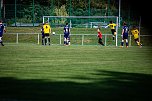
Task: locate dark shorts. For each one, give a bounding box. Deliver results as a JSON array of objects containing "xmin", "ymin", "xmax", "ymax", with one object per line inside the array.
[
  {"xmin": 64, "ymin": 33, "xmax": 69, "ymax": 39},
  {"xmin": 111, "ymin": 29, "xmax": 116, "ymax": 35},
  {"xmin": 42, "ymin": 33, "xmax": 45, "ymax": 38},
  {"xmin": 134, "ymin": 38, "xmax": 139, "ymax": 42},
  {"xmin": 44, "ymin": 33, "xmax": 50, "ymax": 37},
  {"xmin": 123, "ymin": 34, "xmax": 128, "ymax": 40}
]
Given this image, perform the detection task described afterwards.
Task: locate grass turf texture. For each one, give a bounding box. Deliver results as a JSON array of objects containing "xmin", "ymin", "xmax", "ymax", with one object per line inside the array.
[{"xmin": 0, "ymin": 44, "xmax": 152, "ymax": 101}]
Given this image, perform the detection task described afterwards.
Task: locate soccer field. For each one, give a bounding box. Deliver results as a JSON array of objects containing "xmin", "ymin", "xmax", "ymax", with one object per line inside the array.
[{"xmin": 0, "ymin": 44, "xmax": 152, "ymax": 101}]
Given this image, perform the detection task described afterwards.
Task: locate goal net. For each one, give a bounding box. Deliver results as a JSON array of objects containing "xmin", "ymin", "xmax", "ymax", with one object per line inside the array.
[{"xmin": 42, "ymin": 16, "xmax": 119, "ymax": 46}]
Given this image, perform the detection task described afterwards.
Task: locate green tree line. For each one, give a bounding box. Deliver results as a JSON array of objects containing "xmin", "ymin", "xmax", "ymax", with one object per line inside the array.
[{"xmin": 1, "ymin": 0, "xmax": 139, "ymax": 26}]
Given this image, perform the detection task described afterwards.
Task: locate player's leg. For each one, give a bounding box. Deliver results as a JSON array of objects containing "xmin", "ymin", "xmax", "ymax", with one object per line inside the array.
[
  {"xmin": 111, "ymin": 29, "xmax": 115, "ymax": 40},
  {"xmin": 44, "ymin": 35, "xmax": 47, "ymax": 45},
  {"xmin": 0, "ymin": 37, "xmax": 4, "ymax": 46},
  {"xmin": 68, "ymin": 36, "xmax": 70, "ymax": 45},
  {"xmin": 101, "ymin": 39, "xmax": 104, "ymax": 46},
  {"xmin": 48, "ymin": 36, "xmax": 50, "ymax": 45},
  {"xmin": 121, "ymin": 39, "xmax": 124, "ymax": 47},
  {"xmin": 136, "ymin": 40, "xmax": 142, "ymax": 47},
  {"xmin": 42, "ymin": 34, "xmax": 44, "ymax": 45},
  {"xmin": 99, "ymin": 38, "xmax": 104, "ymax": 46},
  {"xmin": 125, "ymin": 39, "xmax": 129, "ymax": 47},
  {"xmin": 64, "ymin": 37, "xmax": 67, "ymax": 45},
  {"xmin": 66, "ymin": 38, "xmax": 69, "ymax": 45},
  {"xmin": 121, "ymin": 35, "xmax": 124, "ymax": 47},
  {"xmin": 135, "ymin": 38, "xmax": 142, "ymax": 47},
  {"xmin": 125, "ymin": 35, "xmax": 129, "ymax": 47}
]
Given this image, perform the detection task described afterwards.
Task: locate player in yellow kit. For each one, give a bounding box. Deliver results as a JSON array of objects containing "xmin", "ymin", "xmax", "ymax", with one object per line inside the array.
[
  {"xmin": 131, "ymin": 26, "xmax": 142, "ymax": 47},
  {"xmin": 105, "ymin": 21, "xmax": 117, "ymax": 40},
  {"xmin": 43, "ymin": 23, "xmax": 51, "ymax": 45}
]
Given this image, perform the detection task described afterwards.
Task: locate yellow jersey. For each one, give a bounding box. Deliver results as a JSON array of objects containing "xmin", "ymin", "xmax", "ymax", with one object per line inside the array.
[
  {"xmin": 43, "ymin": 23, "xmax": 51, "ymax": 34},
  {"xmin": 108, "ymin": 23, "xmax": 117, "ymax": 29},
  {"xmin": 131, "ymin": 29, "xmax": 139, "ymax": 39}
]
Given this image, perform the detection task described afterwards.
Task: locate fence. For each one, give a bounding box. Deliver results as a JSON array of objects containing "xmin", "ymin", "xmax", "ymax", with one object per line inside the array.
[{"xmin": 3, "ymin": 33, "xmax": 152, "ymax": 46}]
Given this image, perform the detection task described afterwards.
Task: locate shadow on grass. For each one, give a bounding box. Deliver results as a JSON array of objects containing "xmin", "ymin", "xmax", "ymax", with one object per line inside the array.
[{"xmin": 0, "ymin": 70, "xmax": 152, "ymax": 101}]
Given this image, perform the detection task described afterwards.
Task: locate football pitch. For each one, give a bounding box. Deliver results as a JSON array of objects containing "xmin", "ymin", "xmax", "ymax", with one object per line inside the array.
[{"xmin": 0, "ymin": 44, "xmax": 152, "ymax": 101}]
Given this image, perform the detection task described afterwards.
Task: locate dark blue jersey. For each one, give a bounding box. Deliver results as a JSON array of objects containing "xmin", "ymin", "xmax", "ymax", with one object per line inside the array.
[
  {"xmin": 122, "ymin": 25, "xmax": 129, "ymax": 39},
  {"xmin": 123, "ymin": 26, "xmax": 129, "ymax": 35},
  {"xmin": 122, "ymin": 25, "xmax": 129, "ymax": 36},
  {"xmin": 0, "ymin": 24, "xmax": 5, "ymax": 37},
  {"xmin": 64, "ymin": 25, "xmax": 70, "ymax": 35}
]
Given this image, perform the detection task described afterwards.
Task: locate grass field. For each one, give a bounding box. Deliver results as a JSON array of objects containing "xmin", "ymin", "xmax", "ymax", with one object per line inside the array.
[{"xmin": 0, "ymin": 44, "xmax": 152, "ymax": 101}]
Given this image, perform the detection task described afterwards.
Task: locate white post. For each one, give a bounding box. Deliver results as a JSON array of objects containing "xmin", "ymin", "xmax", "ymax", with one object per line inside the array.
[
  {"xmin": 60, "ymin": 34, "xmax": 62, "ymax": 45},
  {"xmin": 116, "ymin": 17, "xmax": 119, "ymax": 46},
  {"xmin": 129, "ymin": 35, "xmax": 131, "ymax": 46},
  {"xmin": 16, "ymin": 33, "xmax": 18, "ymax": 44},
  {"xmin": 82, "ymin": 35, "xmax": 84, "ymax": 45},
  {"xmin": 104, "ymin": 35, "xmax": 106, "ymax": 46},
  {"xmin": 119, "ymin": 0, "xmax": 121, "ymax": 27},
  {"xmin": 43, "ymin": 16, "xmax": 44, "ymax": 23},
  {"xmin": 37, "ymin": 33, "xmax": 39, "ymax": 45}
]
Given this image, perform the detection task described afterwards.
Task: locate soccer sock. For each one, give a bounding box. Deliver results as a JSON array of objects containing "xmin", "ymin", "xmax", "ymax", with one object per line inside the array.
[
  {"xmin": 137, "ymin": 42, "xmax": 140, "ymax": 46},
  {"xmin": 126, "ymin": 39, "xmax": 128, "ymax": 47},
  {"xmin": 0, "ymin": 41, "xmax": 4, "ymax": 46},
  {"xmin": 101, "ymin": 42, "xmax": 104, "ymax": 46},
  {"xmin": 45, "ymin": 38, "xmax": 47, "ymax": 45},
  {"xmin": 64, "ymin": 41, "xmax": 66, "ymax": 45},
  {"xmin": 48, "ymin": 38, "xmax": 50, "ymax": 45},
  {"xmin": 126, "ymin": 42, "xmax": 128, "ymax": 47},
  {"xmin": 113, "ymin": 36, "xmax": 115, "ymax": 40},
  {"xmin": 121, "ymin": 42, "xmax": 124, "ymax": 46},
  {"xmin": 42, "ymin": 39, "xmax": 44, "ymax": 45}
]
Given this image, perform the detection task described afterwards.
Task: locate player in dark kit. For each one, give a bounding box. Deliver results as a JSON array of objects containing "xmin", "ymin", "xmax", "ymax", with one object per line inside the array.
[
  {"xmin": 63, "ymin": 22, "xmax": 70, "ymax": 46},
  {"xmin": 41, "ymin": 24, "xmax": 45, "ymax": 45},
  {"xmin": 0, "ymin": 20, "xmax": 6, "ymax": 46},
  {"xmin": 121, "ymin": 22, "xmax": 129, "ymax": 48}
]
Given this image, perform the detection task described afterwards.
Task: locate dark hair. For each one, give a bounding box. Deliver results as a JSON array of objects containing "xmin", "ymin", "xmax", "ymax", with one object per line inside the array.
[
  {"xmin": 123, "ymin": 22, "xmax": 126, "ymax": 25},
  {"xmin": 66, "ymin": 22, "xmax": 68, "ymax": 25},
  {"xmin": 110, "ymin": 21, "xmax": 112, "ymax": 23}
]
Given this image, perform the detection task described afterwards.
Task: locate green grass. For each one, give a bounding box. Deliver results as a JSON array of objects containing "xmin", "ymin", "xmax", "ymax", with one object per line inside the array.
[{"xmin": 0, "ymin": 44, "xmax": 152, "ymax": 101}]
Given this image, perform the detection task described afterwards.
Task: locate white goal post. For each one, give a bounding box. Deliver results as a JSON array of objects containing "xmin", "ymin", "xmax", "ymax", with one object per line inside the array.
[{"xmin": 42, "ymin": 16, "xmax": 119, "ymax": 46}]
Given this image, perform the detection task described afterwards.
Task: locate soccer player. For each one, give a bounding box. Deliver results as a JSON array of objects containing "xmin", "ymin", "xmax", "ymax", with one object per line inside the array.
[
  {"xmin": 105, "ymin": 20, "xmax": 117, "ymax": 40},
  {"xmin": 63, "ymin": 22, "xmax": 70, "ymax": 46},
  {"xmin": 121, "ymin": 22, "xmax": 129, "ymax": 48},
  {"xmin": 41, "ymin": 23, "xmax": 45, "ymax": 45},
  {"xmin": 43, "ymin": 22, "xmax": 51, "ymax": 45},
  {"xmin": 131, "ymin": 25, "xmax": 142, "ymax": 48},
  {"xmin": 0, "ymin": 20, "xmax": 6, "ymax": 46},
  {"xmin": 97, "ymin": 28, "xmax": 104, "ymax": 46}
]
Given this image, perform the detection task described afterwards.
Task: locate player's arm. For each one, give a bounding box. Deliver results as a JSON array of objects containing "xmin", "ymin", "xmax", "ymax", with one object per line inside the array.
[
  {"xmin": 104, "ymin": 24, "xmax": 109, "ymax": 28},
  {"xmin": 4, "ymin": 26, "xmax": 6, "ymax": 33}
]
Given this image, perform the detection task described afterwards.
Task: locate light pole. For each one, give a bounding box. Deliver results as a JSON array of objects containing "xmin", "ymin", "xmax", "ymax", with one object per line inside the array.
[
  {"xmin": 32, "ymin": 0, "xmax": 34, "ymax": 26},
  {"xmin": 118, "ymin": 0, "xmax": 121, "ymax": 27},
  {"xmin": 15, "ymin": 0, "xmax": 17, "ymax": 26}
]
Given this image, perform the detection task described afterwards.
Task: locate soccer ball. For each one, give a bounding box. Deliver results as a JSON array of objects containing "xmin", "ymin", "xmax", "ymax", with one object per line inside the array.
[{"xmin": 52, "ymin": 32, "xmax": 55, "ymax": 35}]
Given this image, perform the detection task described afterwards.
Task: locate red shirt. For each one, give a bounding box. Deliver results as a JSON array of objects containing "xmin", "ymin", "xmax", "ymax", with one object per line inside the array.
[{"xmin": 98, "ymin": 31, "xmax": 102, "ymax": 38}]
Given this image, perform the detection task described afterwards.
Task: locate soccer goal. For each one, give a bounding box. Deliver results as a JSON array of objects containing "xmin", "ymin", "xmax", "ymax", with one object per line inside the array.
[{"xmin": 42, "ymin": 16, "xmax": 119, "ymax": 46}]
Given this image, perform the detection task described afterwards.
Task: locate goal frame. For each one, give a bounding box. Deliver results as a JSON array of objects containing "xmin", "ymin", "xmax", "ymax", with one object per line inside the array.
[{"xmin": 42, "ymin": 16, "xmax": 119, "ymax": 46}]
